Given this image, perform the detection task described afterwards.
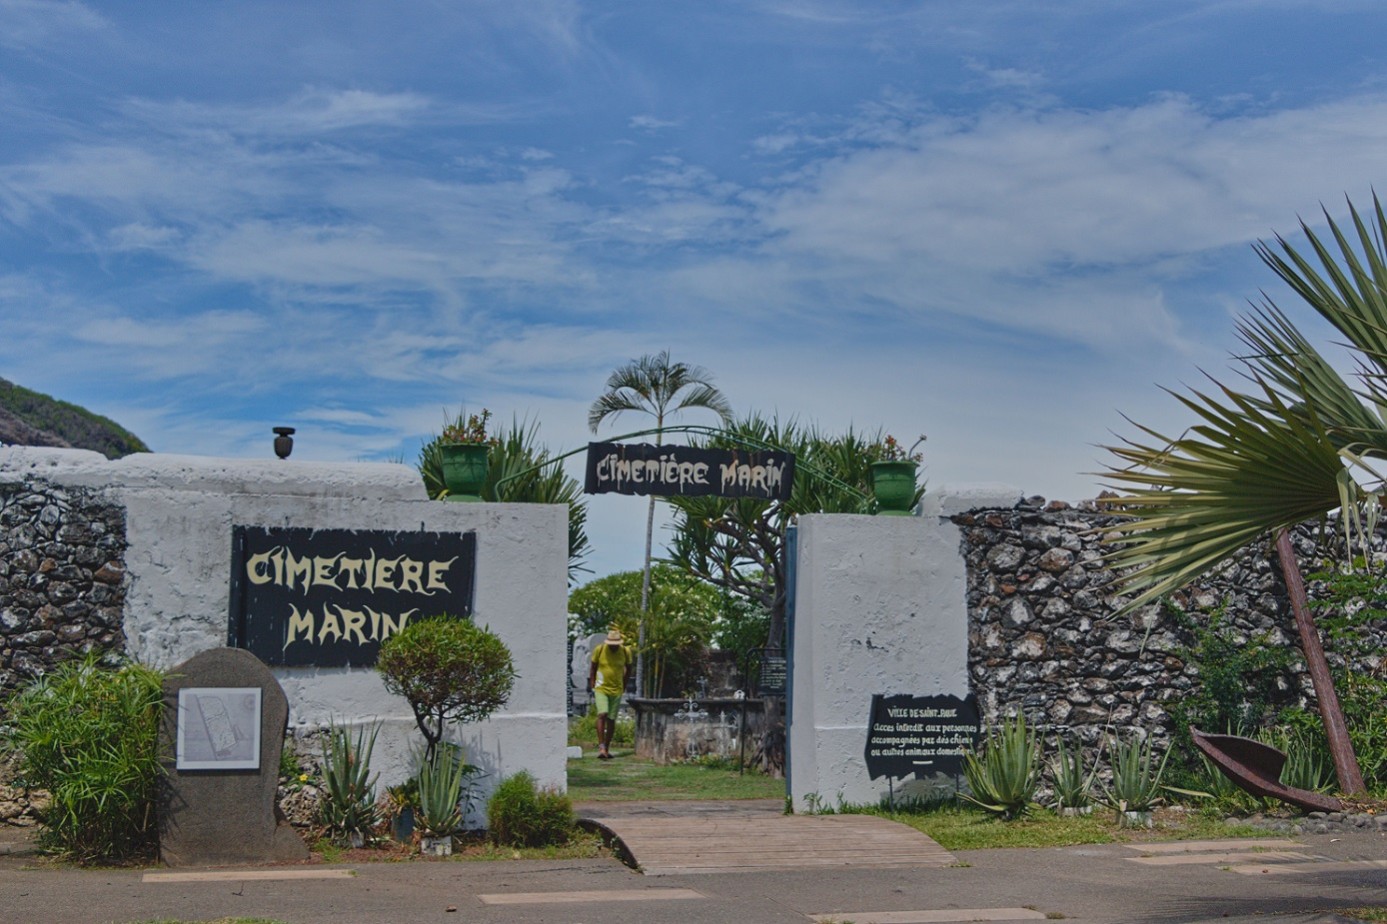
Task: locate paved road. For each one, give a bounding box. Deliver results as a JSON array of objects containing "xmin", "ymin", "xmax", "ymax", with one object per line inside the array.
[{"xmin": 2, "ymin": 820, "xmax": 1385, "ymax": 923}]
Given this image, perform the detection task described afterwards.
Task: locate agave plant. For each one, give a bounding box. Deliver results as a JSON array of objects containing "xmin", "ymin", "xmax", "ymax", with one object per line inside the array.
[
  {"xmin": 1098, "ymin": 196, "xmax": 1387, "ymax": 796},
  {"xmin": 1049, "ymin": 737, "xmax": 1097, "ymax": 812},
  {"xmin": 1101, "ymin": 733, "xmax": 1168, "ymax": 816},
  {"xmin": 415, "ymin": 743, "xmax": 479, "ymax": 839},
  {"xmin": 960, "ymin": 712, "xmax": 1041, "ymax": 819},
  {"xmin": 318, "ymin": 721, "xmax": 380, "ymax": 845},
  {"xmin": 1259, "ymin": 727, "xmax": 1336, "ymax": 794}
]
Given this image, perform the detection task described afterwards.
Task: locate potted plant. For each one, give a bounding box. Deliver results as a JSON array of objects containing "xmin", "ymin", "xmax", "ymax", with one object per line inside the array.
[
  {"xmin": 381, "ymin": 779, "xmax": 419, "ymax": 843},
  {"xmin": 870, "ymin": 433, "xmax": 925, "ymax": 515},
  {"xmin": 439, "ymin": 409, "xmax": 496, "ymax": 501},
  {"xmin": 416, "ymin": 744, "xmax": 478, "ymax": 856}
]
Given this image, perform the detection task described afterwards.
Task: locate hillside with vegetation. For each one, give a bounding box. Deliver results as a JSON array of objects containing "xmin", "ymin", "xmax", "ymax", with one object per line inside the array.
[{"xmin": 0, "ymin": 377, "xmax": 148, "ymax": 459}]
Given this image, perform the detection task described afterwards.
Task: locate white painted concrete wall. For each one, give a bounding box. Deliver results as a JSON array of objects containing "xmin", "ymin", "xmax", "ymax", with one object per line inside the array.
[
  {"xmin": 0, "ymin": 448, "xmax": 569, "ymax": 825},
  {"xmin": 788, "ymin": 486, "xmax": 1020, "ymax": 812}
]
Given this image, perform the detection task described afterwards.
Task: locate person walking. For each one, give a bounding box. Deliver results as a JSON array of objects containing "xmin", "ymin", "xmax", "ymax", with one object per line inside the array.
[{"xmin": 588, "ymin": 628, "xmax": 633, "ymax": 759}]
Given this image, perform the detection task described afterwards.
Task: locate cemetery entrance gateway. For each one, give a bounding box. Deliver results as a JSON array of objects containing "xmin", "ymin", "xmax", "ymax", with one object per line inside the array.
[{"xmin": 509, "ymin": 424, "xmax": 853, "ymax": 779}]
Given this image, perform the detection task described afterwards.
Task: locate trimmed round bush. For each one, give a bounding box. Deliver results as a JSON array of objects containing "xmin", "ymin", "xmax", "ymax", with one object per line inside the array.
[{"xmin": 376, "ymin": 614, "xmax": 516, "ymax": 757}]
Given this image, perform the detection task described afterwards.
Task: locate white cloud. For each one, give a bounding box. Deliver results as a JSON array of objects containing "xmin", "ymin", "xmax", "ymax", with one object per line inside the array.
[
  {"xmin": 0, "ymin": 0, "xmax": 105, "ymax": 50},
  {"xmin": 123, "ymin": 88, "xmax": 434, "ymax": 136},
  {"xmin": 107, "ymin": 222, "xmax": 180, "ymax": 250},
  {"xmin": 629, "ymin": 115, "xmax": 680, "ymax": 133}
]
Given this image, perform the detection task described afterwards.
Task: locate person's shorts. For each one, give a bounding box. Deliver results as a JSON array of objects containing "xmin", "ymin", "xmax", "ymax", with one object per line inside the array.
[{"xmin": 594, "ymin": 690, "xmax": 622, "ymax": 716}]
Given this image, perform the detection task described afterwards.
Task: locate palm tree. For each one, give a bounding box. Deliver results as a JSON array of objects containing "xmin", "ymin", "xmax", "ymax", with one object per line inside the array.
[
  {"xmin": 1100, "ymin": 195, "xmax": 1387, "ymax": 795},
  {"xmin": 588, "ymin": 350, "xmax": 734, "ymax": 695}
]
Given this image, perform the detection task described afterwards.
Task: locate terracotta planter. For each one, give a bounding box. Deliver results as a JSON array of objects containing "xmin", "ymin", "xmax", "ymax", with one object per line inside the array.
[
  {"xmin": 439, "ymin": 443, "xmax": 489, "ymax": 501},
  {"xmin": 870, "ymin": 460, "xmax": 919, "ymax": 516}
]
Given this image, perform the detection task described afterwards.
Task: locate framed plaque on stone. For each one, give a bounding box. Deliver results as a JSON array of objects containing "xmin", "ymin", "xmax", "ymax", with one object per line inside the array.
[{"xmin": 175, "ymin": 687, "xmax": 262, "ymax": 770}]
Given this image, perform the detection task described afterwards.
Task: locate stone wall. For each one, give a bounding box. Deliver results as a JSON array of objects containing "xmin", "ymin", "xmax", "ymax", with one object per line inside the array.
[
  {"xmin": 2, "ymin": 453, "xmax": 1381, "ymax": 818},
  {"xmin": 0, "ymin": 447, "xmax": 569, "ymax": 831},
  {"xmin": 0, "ymin": 479, "xmax": 128, "ymax": 700},
  {"xmin": 954, "ymin": 495, "xmax": 1372, "ymax": 750}
]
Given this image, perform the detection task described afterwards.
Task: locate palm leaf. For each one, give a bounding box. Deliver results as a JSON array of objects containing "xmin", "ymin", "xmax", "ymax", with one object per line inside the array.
[
  {"xmin": 1100, "ymin": 377, "xmax": 1344, "ymax": 608},
  {"xmin": 1103, "ymin": 198, "xmax": 1387, "ymax": 608}
]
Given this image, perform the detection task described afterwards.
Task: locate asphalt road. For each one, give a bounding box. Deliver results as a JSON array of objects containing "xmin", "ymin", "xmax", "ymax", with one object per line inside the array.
[{"xmin": 3, "ymin": 823, "xmax": 1386, "ymax": 924}]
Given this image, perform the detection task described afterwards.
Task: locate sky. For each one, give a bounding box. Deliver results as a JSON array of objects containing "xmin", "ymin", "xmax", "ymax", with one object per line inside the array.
[{"xmin": 4, "ymin": 1, "xmax": 1387, "ymax": 583}]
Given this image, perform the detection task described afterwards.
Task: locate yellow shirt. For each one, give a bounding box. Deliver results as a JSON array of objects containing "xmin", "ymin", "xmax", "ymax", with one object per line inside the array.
[{"xmin": 590, "ymin": 643, "xmax": 633, "ymax": 695}]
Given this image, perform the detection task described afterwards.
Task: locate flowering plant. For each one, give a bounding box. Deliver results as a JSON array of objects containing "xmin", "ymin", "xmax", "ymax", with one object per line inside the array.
[
  {"xmin": 879, "ymin": 433, "xmax": 926, "ymax": 463},
  {"xmin": 442, "ymin": 409, "xmax": 495, "ymax": 445}
]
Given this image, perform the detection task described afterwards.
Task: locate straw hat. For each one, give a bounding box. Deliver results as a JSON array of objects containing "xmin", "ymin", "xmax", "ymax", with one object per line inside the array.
[{"xmin": 605, "ymin": 628, "xmax": 624, "ymax": 645}]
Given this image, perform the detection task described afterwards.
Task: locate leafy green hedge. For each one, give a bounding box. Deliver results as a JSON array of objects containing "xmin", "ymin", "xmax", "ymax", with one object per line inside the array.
[{"xmin": 2, "ymin": 655, "xmax": 164, "ymax": 861}]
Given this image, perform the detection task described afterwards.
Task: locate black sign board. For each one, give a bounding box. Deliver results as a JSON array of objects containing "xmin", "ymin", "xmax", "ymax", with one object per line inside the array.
[
  {"xmin": 585, "ymin": 442, "xmax": 795, "ymax": 501},
  {"xmin": 227, "ymin": 526, "xmax": 476, "ymax": 667},
  {"xmin": 756, "ymin": 647, "xmax": 787, "ymax": 697},
  {"xmin": 864, "ymin": 694, "xmax": 981, "ymax": 780}
]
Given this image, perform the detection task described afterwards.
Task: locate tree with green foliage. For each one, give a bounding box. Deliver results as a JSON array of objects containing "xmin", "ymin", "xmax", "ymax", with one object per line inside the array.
[
  {"xmin": 418, "ymin": 411, "xmax": 590, "ymax": 581},
  {"xmin": 376, "ymin": 615, "xmax": 517, "ymax": 761},
  {"xmin": 588, "ymin": 350, "xmax": 734, "ymax": 693},
  {"xmin": 1099, "ymin": 196, "xmax": 1387, "ymax": 795},
  {"xmin": 568, "ymin": 566, "xmax": 723, "ymax": 697}
]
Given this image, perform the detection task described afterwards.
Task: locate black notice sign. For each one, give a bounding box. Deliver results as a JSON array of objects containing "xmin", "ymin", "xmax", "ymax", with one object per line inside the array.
[
  {"xmin": 584, "ymin": 442, "xmax": 795, "ymax": 501},
  {"xmin": 864, "ymin": 694, "xmax": 981, "ymax": 780},
  {"xmin": 227, "ymin": 526, "xmax": 476, "ymax": 667},
  {"xmin": 756, "ymin": 648, "xmax": 787, "ymax": 696}
]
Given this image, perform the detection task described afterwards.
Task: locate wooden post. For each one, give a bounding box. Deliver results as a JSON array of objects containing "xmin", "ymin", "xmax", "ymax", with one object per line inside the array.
[{"xmin": 1275, "ymin": 529, "xmax": 1365, "ymax": 795}]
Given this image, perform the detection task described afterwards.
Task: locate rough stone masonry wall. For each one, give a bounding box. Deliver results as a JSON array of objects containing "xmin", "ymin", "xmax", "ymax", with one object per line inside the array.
[
  {"xmin": 953, "ymin": 496, "xmax": 1380, "ymax": 752},
  {"xmin": 0, "ymin": 479, "xmax": 127, "ymax": 700}
]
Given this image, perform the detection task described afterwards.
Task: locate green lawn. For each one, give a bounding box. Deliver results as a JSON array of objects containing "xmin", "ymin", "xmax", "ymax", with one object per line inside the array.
[
  {"xmin": 567, "ymin": 748, "xmax": 786, "ymax": 802},
  {"xmin": 872, "ymin": 804, "xmax": 1264, "ymax": 851}
]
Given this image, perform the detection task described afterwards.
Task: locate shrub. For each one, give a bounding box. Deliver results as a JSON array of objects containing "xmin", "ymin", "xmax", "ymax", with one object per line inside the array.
[
  {"xmin": 376, "ymin": 615, "xmax": 517, "ymax": 759},
  {"xmin": 1, "ymin": 654, "xmax": 164, "ymax": 861},
  {"xmin": 960, "ymin": 712, "xmax": 1040, "ymax": 819},
  {"xmin": 318, "ymin": 721, "xmax": 379, "ymax": 843},
  {"xmin": 486, "ymin": 771, "xmax": 575, "ymax": 847},
  {"xmin": 1306, "ymin": 563, "xmax": 1387, "ymax": 790}
]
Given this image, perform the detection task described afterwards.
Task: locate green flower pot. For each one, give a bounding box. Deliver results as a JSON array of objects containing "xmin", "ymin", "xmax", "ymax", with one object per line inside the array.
[
  {"xmin": 440, "ymin": 443, "xmax": 489, "ymax": 501},
  {"xmin": 870, "ymin": 460, "xmax": 918, "ymax": 516}
]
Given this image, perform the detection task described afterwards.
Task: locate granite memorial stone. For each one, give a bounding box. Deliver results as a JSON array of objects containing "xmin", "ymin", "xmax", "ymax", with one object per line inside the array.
[{"xmin": 158, "ymin": 647, "xmax": 308, "ymax": 866}]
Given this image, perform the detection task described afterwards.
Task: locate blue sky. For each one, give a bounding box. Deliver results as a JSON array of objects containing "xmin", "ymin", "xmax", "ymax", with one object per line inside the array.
[{"xmin": 5, "ymin": 1, "xmax": 1387, "ymax": 582}]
